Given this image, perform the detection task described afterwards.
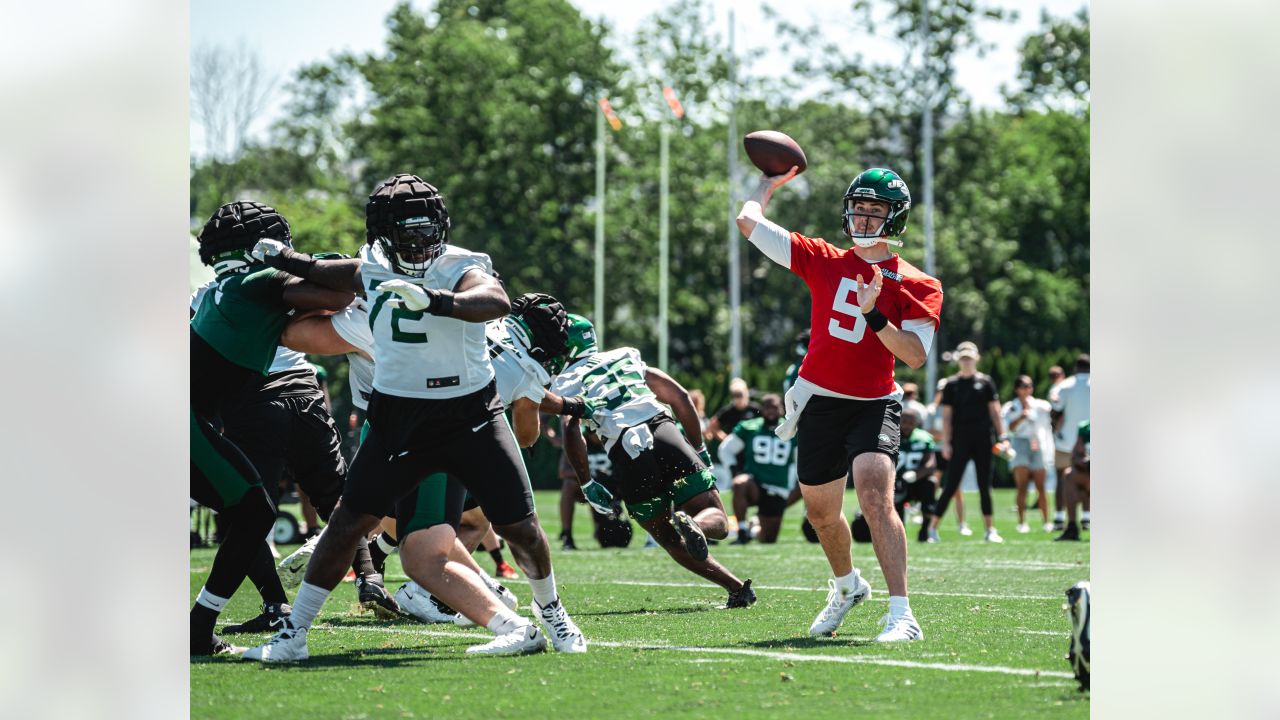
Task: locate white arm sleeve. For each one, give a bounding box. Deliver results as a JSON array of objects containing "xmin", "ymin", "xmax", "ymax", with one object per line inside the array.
[
  {"xmin": 718, "ymin": 433, "xmax": 745, "ymax": 468},
  {"xmin": 746, "ymin": 216, "xmax": 792, "ymax": 268},
  {"xmin": 901, "ymin": 318, "xmax": 936, "ymax": 356}
]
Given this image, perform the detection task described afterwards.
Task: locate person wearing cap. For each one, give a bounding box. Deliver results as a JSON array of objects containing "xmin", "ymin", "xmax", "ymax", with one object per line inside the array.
[{"xmin": 928, "ymin": 341, "xmax": 1010, "ymax": 543}]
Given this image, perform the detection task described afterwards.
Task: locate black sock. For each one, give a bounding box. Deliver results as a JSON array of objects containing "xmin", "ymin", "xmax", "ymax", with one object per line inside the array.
[
  {"xmin": 351, "ymin": 537, "xmax": 377, "ymax": 581},
  {"xmin": 191, "ymin": 603, "xmax": 219, "ymax": 646},
  {"xmin": 247, "ymin": 542, "xmax": 288, "ymax": 605},
  {"xmin": 489, "ymin": 547, "xmax": 505, "ymax": 565}
]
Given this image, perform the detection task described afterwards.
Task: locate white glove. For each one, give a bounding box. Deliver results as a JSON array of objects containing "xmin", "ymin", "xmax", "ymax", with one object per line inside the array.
[
  {"xmin": 250, "ymin": 238, "xmax": 287, "ymax": 262},
  {"xmin": 377, "ymin": 280, "xmax": 433, "ymax": 312}
]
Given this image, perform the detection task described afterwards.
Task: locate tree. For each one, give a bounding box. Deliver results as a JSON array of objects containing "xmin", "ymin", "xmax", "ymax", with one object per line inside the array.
[
  {"xmin": 190, "ymin": 42, "xmax": 277, "ymax": 161},
  {"xmin": 1006, "ymin": 7, "xmax": 1090, "ymax": 115}
]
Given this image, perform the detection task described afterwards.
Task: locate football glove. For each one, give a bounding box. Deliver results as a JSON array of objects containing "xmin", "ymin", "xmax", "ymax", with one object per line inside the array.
[
  {"xmin": 250, "ymin": 238, "xmax": 288, "ymax": 262},
  {"xmin": 694, "ymin": 445, "xmax": 713, "ymax": 469},
  {"xmin": 377, "ymin": 280, "xmax": 433, "ymax": 312},
  {"xmin": 580, "ymin": 481, "xmax": 615, "ymax": 516}
]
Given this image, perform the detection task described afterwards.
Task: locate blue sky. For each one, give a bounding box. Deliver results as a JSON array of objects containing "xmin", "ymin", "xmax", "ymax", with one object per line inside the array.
[{"xmin": 191, "ymin": 0, "xmax": 1087, "ymax": 155}]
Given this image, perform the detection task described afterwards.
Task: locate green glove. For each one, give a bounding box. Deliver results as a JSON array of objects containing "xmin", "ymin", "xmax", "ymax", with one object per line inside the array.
[
  {"xmin": 695, "ymin": 445, "xmax": 713, "ymax": 470},
  {"xmin": 581, "ymin": 481, "xmax": 615, "ymax": 515}
]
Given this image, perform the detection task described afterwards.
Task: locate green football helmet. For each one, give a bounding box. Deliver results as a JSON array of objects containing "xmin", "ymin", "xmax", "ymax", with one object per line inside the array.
[
  {"xmin": 842, "ymin": 168, "xmax": 911, "ymax": 248},
  {"xmin": 563, "ymin": 313, "xmax": 598, "ymax": 369}
]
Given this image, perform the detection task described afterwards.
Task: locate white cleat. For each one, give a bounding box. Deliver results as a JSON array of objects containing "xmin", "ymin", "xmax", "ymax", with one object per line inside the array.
[
  {"xmin": 465, "ymin": 622, "xmax": 547, "ymax": 656},
  {"xmin": 876, "ymin": 612, "xmax": 924, "ymax": 642},
  {"xmin": 1016, "ymin": 523, "xmax": 1030, "ymax": 534},
  {"xmin": 985, "ymin": 528, "xmax": 1005, "ymax": 544},
  {"xmin": 1043, "ymin": 522, "xmax": 1056, "ymax": 533},
  {"xmin": 277, "ymin": 530, "xmax": 323, "ymax": 589},
  {"xmin": 958, "ymin": 523, "xmax": 974, "ymax": 537},
  {"xmin": 242, "ymin": 619, "xmax": 309, "ymax": 662},
  {"xmin": 483, "ymin": 576, "xmax": 519, "ymax": 611},
  {"xmin": 533, "ymin": 599, "xmax": 587, "ymax": 653},
  {"xmin": 395, "ymin": 581, "xmax": 459, "ymax": 624},
  {"xmin": 809, "ymin": 576, "xmax": 872, "ymax": 636}
]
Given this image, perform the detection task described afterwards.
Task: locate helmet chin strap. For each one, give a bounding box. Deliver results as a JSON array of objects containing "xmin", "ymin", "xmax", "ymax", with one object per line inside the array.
[{"xmin": 851, "ymin": 234, "xmax": 904, "ymax": 248}]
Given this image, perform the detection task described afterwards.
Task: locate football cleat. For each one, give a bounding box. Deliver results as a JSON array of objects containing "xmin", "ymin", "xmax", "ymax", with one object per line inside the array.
[
  {"xmin": 1016, "ymin": 523, "xmax": 1031, "ymax": 534},
  {"xmin": 875, "ymin": 611, "xmax": 924, "ymax": 642},
  {"xmin": 395, "ymin": 581, "xmax": 459, "ymax": 624},
  {"xmin": 242, "ymin": 619, "xmax": 309, "ymax": 663},
  {"xmin": 192, "ymin": 632, "xmax": 245, "ymax": 656},
  {"xmin": 984, "ymin": 528, "xmax": 1004, "ymax": 544},
  {"xmin": 559, "ymin": 530, "xmax": 578, "ymax": 551},
  {"xmin": 672, "ymin": 510, "xmax": 709, "ymax": 561},
  {"xmin": 1043, "ymin": 522, "xmax": 1056, "ymax": 533},
  {"xmin": 222, "ymin": 602, "xmax": 292, "ymax": 635},
  {"xmin": 277, "ymin": 530, "xmax": 323, "ymax": 589},
  {"xmin": 483, "ymin": 576, "xmax": 519, "ymax": 611},
  {"xmin": 356, "ymin": 574, "xmax": 402, "ymax": 619},
  {"xmin": 465, "ymin": 622, "xmax": 547, "ymax": 656},
  {"xmin": 809, "ymin": 575, "xmax": 871, "ymax": 636},
  {"xmin": 1055, "ymin": 524, "xmax": 1082, "ymax": 542},
  {"xmin": 494, "ymin": 560, "xmax": 519, "ymax": 580},
  {"xmin": 958, "ymin": 523, "xmax": 974, "ymax": 537},
  {"xmin": 726, "ymin": 579, "xmax": 757, "ymax": 609},
  {"xmin": 533, "ymin": 599, "xmax": 587, "ymax": 653}
]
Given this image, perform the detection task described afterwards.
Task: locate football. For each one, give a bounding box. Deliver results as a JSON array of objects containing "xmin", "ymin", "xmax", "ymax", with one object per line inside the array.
[{"xmin": 743, "ymin": 130, "xmax": 808, "ymax": 176}]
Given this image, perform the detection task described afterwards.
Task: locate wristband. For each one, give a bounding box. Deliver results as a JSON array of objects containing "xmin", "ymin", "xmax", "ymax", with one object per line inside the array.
[
  {"xmin": 424, "ymin": 288, "xmax": 455, "ymax": 317},
  {"xmin": 998, "ymin": 433, "xmax": 1009, "ymax": 441},
  {"xmin": 265, "ymin": 247, "xmax": 316, "ymax": 279},
  {"xmin": 561, "ymin": 396, "xmax": 587, "ymax": 418},
  {"xmin": 862, "ymin": 306, "xmax": 888, "ymax": 333}
]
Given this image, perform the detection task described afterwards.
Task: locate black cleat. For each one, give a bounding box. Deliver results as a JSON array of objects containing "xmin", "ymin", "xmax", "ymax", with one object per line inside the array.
[
  {"xmin": 192, "ymin": 632, "xmax": 245, "ymax": 656},
  {"xmin": 559, "ymin": 530, "xmax": 578, "ymax": 551},
  {"xmin": 356, "ymin": 574, "xmax": 402, "ymax": 619},
  {"xmin": 1055, "ymin": 524, "xmax": 1081, "ymax": 542},
  {"xmin": 223, "ymin": 602, "xmax": 292, "ymax": 634},
  {"xmin": 672, "ymin": 511, "xmax": 709, "ymax": 561},
  {"xmin": 726, "ymin": 579, "xmax": 757, "ymax": 609}
]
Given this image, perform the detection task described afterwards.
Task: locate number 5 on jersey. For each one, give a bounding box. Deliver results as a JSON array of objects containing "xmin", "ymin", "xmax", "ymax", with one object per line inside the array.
[{"xmin": 828, "ymin": 277, "xmax": 867, "ymax": 344}]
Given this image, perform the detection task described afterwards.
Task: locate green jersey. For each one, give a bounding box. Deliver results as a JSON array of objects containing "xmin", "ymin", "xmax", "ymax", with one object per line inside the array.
[
  {"xmin": 1077, "ymin": 420, "xmax": 1090, "ymax": 458},
  {"xmin": 730, "ymin": 416, "xmax": 795, "ymax": 493},
  {"xmin": 896, "ymin": 428, "xmax": 936, "ymax": 480},
  {"xmin": 190, "ymin": 267, "xmax": 291, "ymax": 374}
]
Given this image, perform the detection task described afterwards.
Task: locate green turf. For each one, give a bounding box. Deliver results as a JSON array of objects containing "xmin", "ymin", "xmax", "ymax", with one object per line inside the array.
[{"xmin": 191, "ymin": 488, "xmax": 1089, "ymax": 719}]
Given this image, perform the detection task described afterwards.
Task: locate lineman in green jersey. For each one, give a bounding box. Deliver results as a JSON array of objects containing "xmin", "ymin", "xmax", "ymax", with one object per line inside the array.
[
  {"xmin": 894, "ymin": 408, "xmax": 938, "ymax": 543},
  {"xmin": 1056, "ymin": 421, "xmax": 1090, "ymax": 541},
  {"xmin": 555, "ymin": 314, "xmax": 756, "ymax": 609},
  {"xmin": 720, "ymin": 394, "xmax": 800, "ymax": 544},
  {"xmin": 190, "ymin": 201, "xmax": 357, "ymax": 656}
]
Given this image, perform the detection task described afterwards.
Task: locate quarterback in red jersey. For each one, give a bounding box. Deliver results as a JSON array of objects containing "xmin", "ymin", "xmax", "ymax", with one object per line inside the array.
[{"xmin": 736, "ymin": 165, "xmax": 942, "ymax": 642}]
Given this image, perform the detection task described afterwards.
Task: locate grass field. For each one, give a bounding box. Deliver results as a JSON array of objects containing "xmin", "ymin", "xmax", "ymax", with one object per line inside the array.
[{"xmin": 191, "ymin": 487, "xmax": 1090, "ymax": 719}]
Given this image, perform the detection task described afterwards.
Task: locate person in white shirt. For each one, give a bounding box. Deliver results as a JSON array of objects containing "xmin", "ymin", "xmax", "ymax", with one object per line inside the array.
[
  {"xmin": 1002, "ymin": 375, "xmax": 1055, "ymax": 533},
  {"xmin": 1049, "ymin": 355, "xmax": 1091, "ymax": 530}
]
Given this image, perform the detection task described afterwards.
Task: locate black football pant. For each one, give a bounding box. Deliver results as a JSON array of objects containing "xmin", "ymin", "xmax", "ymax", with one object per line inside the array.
[{"xmin": 933, "ymin": 432, "xmax": 994, "ymax": 518}]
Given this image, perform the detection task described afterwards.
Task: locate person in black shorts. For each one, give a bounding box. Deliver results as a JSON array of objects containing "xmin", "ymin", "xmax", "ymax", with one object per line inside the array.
[{"xmin": 929, "ymin": 341, "xmax": 1010, "ymax": 543}]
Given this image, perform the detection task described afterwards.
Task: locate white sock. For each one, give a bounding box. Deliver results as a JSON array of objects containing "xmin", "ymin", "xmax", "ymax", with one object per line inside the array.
[
  {"xmin": 835, "ymin": 569, "xmax": 862, "ymax": 594},
  {"xmin": 375, "ymin": 534, "xmax": 398, "ymax": 555},
  {"xmin": 1054, "ymin": 510, "xmax": 1066, "ymax": 521},
  {"xmin": 289, "ymin": 581, "xmax": 331, "ymax": 629},
  {"xmin": 485, "ymin": 607, "xmax": 527, "ymax": 635},
  {"xmin": 528, "ymin": 571, "xmax": 558, "ymax": 607},
  {"xmin": 889, "ymin": 595, "xmax": 911, "ymax": 616},
  {"xmin": 1081, "ymin": 511, "xmax": 1091, "ymax": 521},
  {"xmin": 195, "ymin": 587, "xmax": 230, "ymax": 614}
]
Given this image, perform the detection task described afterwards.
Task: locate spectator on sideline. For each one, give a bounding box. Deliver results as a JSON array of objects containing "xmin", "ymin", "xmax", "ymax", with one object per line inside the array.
[
  {"xmin": 1050, "ymin": 354, "xmax": 1091, "ymax": 530},
  {"xmin": 1002, "ymin": 375, "xmax": 1055, "ymax": 533},
  {"xmin": 707, "ymin": 378, "xmax": 761, "ymax": 441},
  {"xmin": 929, "ymin": 341, "xmax": 1010, "ymax": 543},
  {"xmin": 1045, "ymin": 364, "xmax": 1067, "ymax": 528},
  {"xmin": 928, "ymin": 378, "xmax": 970, "ymax": 535},
  {"xmin": 902, "ymin": 382, "xmax": 929, "ymax": 423}
]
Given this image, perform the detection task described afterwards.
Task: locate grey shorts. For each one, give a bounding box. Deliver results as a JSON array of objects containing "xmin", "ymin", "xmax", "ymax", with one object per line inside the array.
[{"xmin": 1011, "ymin": 436, "xmax": 1046, "ymax": 470}]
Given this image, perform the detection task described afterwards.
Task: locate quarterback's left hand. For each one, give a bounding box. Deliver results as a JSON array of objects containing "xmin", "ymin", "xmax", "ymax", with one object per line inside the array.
[
  {"xmin": 856, "ymin": 266, "xmax": 883, "ymax": 314},
  {"xmin": 251, "ymin": 238, "xmax": 288, "ymax": 262},
  {"xmin": 377, "ymin": 280, "xmax": 433, "ymax": 312}
]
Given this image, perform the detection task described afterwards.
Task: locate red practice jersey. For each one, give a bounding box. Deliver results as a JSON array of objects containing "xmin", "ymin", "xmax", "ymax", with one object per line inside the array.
[{"xmin": 790, "ymin": 232, "xmax": 943, "ymax": 398}]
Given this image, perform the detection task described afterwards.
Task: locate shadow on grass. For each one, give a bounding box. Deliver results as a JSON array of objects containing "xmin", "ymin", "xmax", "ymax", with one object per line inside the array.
[
  {"xmin": 741, "ymin": 636, "xmax": 877, "ymax": 650},
  {"xmin": 573, "ymin": 606, "xmax": 714, "ymax": 618}
]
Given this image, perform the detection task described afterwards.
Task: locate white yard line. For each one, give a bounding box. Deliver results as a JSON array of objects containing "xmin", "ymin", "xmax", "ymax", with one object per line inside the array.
[
  {"xmin": 301, "ymin": 623, "xmax": 1074, "ymax": 679},
  {"xmin": 1016, "ymin": 629, "xmax": 1069, "ymax": 636}
]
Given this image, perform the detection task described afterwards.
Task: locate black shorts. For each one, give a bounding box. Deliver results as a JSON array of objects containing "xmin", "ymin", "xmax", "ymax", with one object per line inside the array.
[
  {"xmin": 895, "ymin": 474, "xmax": 936, "ymax": 507},
  {"xmin": 607, "ymin": 414, "xmax": 704, "ymax": 504},
  {"xmin": 220, "ymin": 389, "xmax": 346, "ymax": 517},
  {"xmin": 796, "ymin": 396, "xmax": 901, "ymax": 486},
  {"xmin": 342, "ymin": 383, "xmax": 535, "ymax": 527},
  {"xmin": 747, "ymin": 478, "xmax": 789, "ymax": 518}
]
